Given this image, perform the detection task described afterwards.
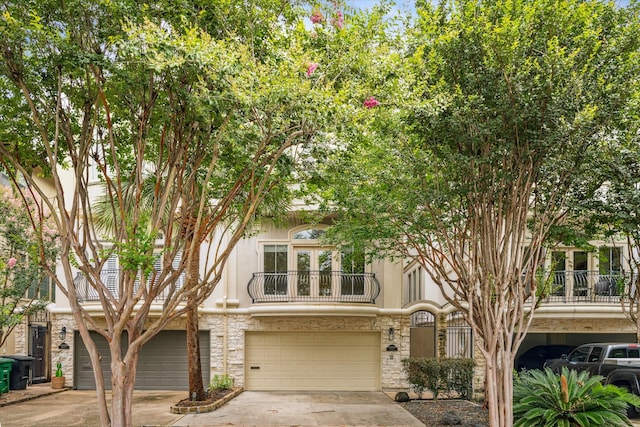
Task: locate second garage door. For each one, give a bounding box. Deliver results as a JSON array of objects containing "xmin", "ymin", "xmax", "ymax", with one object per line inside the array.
[
  {"xmin": 245, "ymin": 331, "xmax": 380, "ymax": 391},
  {"xmin": 75, "ymin": 330, "xmax": 210, "ymax": 390}
]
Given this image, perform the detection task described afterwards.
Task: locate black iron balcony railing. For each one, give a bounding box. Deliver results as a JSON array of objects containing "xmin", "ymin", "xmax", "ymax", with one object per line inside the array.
[
  {"xmin": 74, "ymin": 270, "xmax": 183, "ymax": 302},
  {"xmin": 247, "ymin": 271, "xmax": 381, "ymax": 303},
  {"xmin": 544, "ymin": 270, "xmax": 629, "ymax": 304}
]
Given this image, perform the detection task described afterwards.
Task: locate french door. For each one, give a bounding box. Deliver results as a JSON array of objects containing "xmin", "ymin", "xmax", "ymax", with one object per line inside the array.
[{"xmin": 294, "ymin": 247, "xmax": 335, "ymax": 298}]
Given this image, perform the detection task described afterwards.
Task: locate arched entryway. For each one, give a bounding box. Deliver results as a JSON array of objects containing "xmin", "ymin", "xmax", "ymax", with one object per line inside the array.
[
  {"xmin": 410, "ymin": 310, "xmax": 436, "ymax": 358},
  {"xmin": 445, "ymin": 311, "xmax": 473, "ymax": 358}
]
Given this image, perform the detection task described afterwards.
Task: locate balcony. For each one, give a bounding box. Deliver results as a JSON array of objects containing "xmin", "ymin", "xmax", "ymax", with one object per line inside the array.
[
  {"xmin": 74, "ymin": 270, "xmax": 182, "ymax": 302},
  {"xmin": 543, "ymin": 270, "xmax": 631, "ymax": 304},
  {"xmin": 247, "ymin": 271, "xmax": 381, "ymax": 304}
]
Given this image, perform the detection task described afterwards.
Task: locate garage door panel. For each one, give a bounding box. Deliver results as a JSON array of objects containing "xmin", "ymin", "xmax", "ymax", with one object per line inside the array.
[
  {"xmin": 245, "ymin": 331, "xmax": 380, "ymax": 391},
  {"xmin": 75, "ymin": 330, "xmax": 210, "ymax": 390}
]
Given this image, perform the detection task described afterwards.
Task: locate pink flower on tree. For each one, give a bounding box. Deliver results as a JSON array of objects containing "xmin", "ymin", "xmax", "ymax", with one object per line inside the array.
[
  {"xmin": 306, "ymin": 62, "xmax": 319, "ymax": 77},
  {"xmin": 363, "ymin": 96, "xmax": 380, "ymax": 109},
  {"xmin": 310, "ymin": 8, "xmax": 324, "ymax": 24},
  {"xmin": 331, "ymin": 10, "xmax": 344, "ymax": 29},
  {"xmin": 7, "ymin": 257, "xmax": 16, "ymax": 269}
]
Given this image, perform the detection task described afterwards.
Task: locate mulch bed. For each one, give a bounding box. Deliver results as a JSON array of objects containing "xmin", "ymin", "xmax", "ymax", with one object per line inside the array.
[
  {"xmin": 400, "ymin": 399, "xmax": 489, "ymax": 427},
  {"xmin": 174, "ymin": 388, "xmax": 234, "ymax": 408}
]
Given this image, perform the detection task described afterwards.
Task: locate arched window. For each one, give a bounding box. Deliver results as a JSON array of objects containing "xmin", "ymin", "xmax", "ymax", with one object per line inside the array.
[{"xmin": 292, "ymin": 229, "xmax": 326, "ymax": 240}]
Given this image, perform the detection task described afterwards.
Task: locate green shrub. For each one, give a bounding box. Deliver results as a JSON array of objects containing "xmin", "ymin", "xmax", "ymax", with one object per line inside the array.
[
  {"xmin": 514, "ymin": 367, "xmax": 640, "ymax": 427},
  {"xmin": 402, "ymin": 358, "xmax": 475, "ymax": 400},
  {"xmin": 447, "ymin": 358, "xmax": 475, "ymax": 399},
  {"xmin": 55, "ymin": 362, "xmax": 63, "ymax": 377},
  {"xmin": 209, "ymin": 374, "xmax": 234, "ymax": 391}
]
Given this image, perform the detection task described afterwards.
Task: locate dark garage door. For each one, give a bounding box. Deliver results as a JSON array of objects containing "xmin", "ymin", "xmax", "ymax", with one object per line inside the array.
[{"xmin": 75, "ymin": 330, "xmax": 210, "ymax": 390}]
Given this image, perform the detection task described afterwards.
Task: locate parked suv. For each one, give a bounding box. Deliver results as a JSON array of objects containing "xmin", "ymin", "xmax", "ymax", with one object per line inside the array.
[{"xmin": 544, "ymin": 343, "xmax": 640, "ymax": 377}]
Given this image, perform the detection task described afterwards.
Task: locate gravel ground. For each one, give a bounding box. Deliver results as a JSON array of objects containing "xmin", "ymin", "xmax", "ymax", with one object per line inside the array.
[{"xmin": 400, "ymin": 399, "xmax": 489, "ymax": 427}]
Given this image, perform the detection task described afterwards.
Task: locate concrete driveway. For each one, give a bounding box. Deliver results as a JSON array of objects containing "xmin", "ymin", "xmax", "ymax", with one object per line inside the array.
[
  {"xmin": 0, "ymin": 388, "xmax": 425, "ymax": 427},
  {"xmin": 172, "ymin": 391, "xmax": 426, "ymax": 427},
  {"xmin": 0, "ymin": 389, "xmax": 185, "ymax": 427}
]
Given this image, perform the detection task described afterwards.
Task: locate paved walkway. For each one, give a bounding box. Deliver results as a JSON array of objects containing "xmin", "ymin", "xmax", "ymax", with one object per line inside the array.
[{"xmin": 0, "ymin": 382, "xmax": 68, "ymax": 407}]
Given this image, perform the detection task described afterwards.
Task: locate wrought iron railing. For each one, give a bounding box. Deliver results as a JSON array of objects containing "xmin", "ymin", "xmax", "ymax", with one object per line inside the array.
[
  {"xmin": 544, "ymin": 270, "xmax": 629, "ymax": 303},
  {"xmin": 247, "ymin": 271, "xmax": 381, "ymax": 303},
  {"xmin": 74, "ymin": 270, "xmax": 183, "ymax": 302},
  {"xmin": 403, "ymin": 270, "xmax": 637, "ymax": 306}
]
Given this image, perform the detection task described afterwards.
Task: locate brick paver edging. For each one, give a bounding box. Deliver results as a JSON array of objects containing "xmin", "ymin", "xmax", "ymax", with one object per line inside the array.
[{"xmin": 170, "ymin": 388, "xmax": 243, "ymax": 414}]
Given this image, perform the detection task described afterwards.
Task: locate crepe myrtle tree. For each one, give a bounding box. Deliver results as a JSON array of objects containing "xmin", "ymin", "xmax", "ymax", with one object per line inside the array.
[
  {"xmin": 321, "ymin": 1, "xmax": 640, "ymax": 427},
  {"xmin": 88, "ymin": 0, "xmax": 397, "ymax": 406},
  {"xmin": 0, "ymin": 185, "xmax": 59, "ymax": 348},
  {"xmin": 0, "ymin": 0, "xmax": 396, "ymax": 425}
]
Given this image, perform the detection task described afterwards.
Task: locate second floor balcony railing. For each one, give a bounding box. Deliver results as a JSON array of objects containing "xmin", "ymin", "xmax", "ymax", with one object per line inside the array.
[
  {"xmin": 403, "ymin": 270, "xmax": 638, "ymax": 306},
  {"xmin": 74, "ymin": 270, "xmax": 182, "ymax": 303},
  {"xmin": 247, "ymin": 271, "xmax": 381, "ymax": 304},
  {"xmin": 544, "ymin": 270, "xmax": 631, "ymax": 304}
]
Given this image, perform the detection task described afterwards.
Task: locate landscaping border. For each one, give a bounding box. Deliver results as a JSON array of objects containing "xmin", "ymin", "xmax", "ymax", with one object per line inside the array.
[{"xmin": 169, "ymin": 388, "xmax": 243, "ymax": 414}]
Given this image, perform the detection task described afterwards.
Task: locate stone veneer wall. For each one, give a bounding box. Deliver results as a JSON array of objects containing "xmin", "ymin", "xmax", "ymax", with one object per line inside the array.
[
  {"xmin": 201, "ymin": 313, "xmax": 413, "ymax": 390},
  {"xmin": 12, "ymin": 322, "xmax": 27, "ymax": 355},
  {"xmin": 50, "ymin": 314, "xmax": 76, "ymax": 387},
  {"xmin": 472, "ymin": 338, "xmax": 486, "ymax": 401},
  {"xmin": 529, "ymin": 317, "xmax": 636, "ymax": 333}
]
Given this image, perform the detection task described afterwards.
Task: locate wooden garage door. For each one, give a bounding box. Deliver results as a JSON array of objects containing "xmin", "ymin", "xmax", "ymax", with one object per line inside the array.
[
  {"xmin": 245, "ymin": 331, "xmax": 380, "ymax": 391},
  {"xmin": 75, "ymin": 330, "xmax": 210, "ymax": 390}
]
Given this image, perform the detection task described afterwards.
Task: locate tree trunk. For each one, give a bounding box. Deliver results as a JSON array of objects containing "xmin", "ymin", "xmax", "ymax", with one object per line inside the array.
[
  {"xmin": 185, "ymin": 235, "xmax": 205, "ymax": 401},
  {"xmin": 79, "ymin": 327, "xmax": 110, "ymax": 427},
  {"xmin": 484, "ymin": 348, "xmax": 515, "ymax": 427},
  {"xmin": 186, "ymin": 294, "xmax": 205, "ymax": 400},
  {"xmin": 110, "ymin": 346, "xmax": 139, "ymax": 427}
]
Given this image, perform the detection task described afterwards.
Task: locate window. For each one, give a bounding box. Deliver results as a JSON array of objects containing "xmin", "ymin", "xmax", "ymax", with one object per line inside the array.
[
  {"xmin": 596, "ymin": 247, "xmax": 622, "ymax": 296},
  {"xmin": 27, "ymin": 275, "xmax": 55, "ymax": 301},
  {"xmin": 407, "ymin": 267, "xmax": 423, "ymax": 302},
  {"xmin": 264, "ymin": 245, "xmax": 288, "ymax": 295},
  {"xmin": 573, "ymin": 251, "xmax": 588, "ymax": 296},
  {"xmin": 104, "ymin": 254, "xmax": 119, "ymax": 295},
  {"xmin": 341, "ymin": 248, "xmax": 365, "ymax": 295},
  {"xmin": 610, "ymin": 348, "xmax": 627, "ymax": 358},
  {"xmin": 599, "ymin": 247, "xmax": 622, "ymax": 274},
  {"xmin": 293, "ymin": 229, "xmax": 325, "ymax": 240},
  {"xmin": 551, "ymin": 252, "xmax": 566, "ymax": 296},
  {"xmin": 103, "ymin": 252, "xmax": 184, "ymax": 298},
  {"xmin": 568, "ymin": 346, "xmax": 590, "ymax": 362},
  {"xmin": 588, "ymin": 347, "xmax": 603, "ymax": 362}
]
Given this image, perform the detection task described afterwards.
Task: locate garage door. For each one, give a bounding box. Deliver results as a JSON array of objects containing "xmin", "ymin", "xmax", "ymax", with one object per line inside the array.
[
  {"xmin": 75, "ymin": 330, "xmax": 210, "ymax": 390},
  {"xmin": 245, "ymin": 331, "xmax": 380, "ymax": 391}
]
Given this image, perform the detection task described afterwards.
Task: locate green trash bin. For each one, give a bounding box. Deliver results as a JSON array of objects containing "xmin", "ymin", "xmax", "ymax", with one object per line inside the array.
[{"xmin": 0, "ymin": 358, "xmax": 13, "ymax": 394}]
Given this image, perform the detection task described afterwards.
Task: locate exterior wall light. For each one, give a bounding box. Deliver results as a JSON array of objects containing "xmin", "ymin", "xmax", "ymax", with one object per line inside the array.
[
  {"xmin": 388, "ymin": 327, "xmax": 395, "ymax": 341},
  {"xmin": 58, "ymin": 326, "xmax": 70, "ymax": 349}
]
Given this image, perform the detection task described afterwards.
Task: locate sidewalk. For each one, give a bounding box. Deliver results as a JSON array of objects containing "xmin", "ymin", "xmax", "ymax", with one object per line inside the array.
[{"xmin": 0, "ymin": 382, "xmax": 69, "ymax": 407}]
